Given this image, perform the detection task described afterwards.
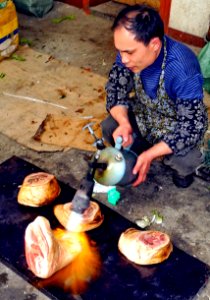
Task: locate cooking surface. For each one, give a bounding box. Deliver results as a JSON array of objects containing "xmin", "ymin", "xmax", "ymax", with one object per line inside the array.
[{"xmin": 0, "ymin": 156, "xmax": 209, "ymax": 300}]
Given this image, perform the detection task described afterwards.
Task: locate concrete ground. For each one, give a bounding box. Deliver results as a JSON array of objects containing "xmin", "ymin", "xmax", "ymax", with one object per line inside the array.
[{"xmin": 0, "ymin": 1, "xmax": 210, "ymax": 299}]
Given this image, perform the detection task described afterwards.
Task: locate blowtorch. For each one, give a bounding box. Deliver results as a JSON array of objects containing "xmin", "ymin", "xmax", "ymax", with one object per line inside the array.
[
  {"xmin": 68, "ymin": 123, "xmax": 138, "ymax": 231},
  {"xmin": 67, "ymin": 123, "xmax": 106, "ymax": 230}
]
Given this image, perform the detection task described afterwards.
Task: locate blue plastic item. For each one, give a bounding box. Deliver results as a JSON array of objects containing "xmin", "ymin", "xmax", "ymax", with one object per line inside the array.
[{"xmin": 107, "ymin": 187, "xmax": 121, "ymax": 205}]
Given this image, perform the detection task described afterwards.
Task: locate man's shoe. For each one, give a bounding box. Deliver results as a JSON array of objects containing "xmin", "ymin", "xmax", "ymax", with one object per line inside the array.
[
  {"xmin": 172, "ymin": 173, "xmax": 194, "ymax": 188},
  {"xmin": 195, "ymin": 165, "xmax": 210, "ymax": 182}
]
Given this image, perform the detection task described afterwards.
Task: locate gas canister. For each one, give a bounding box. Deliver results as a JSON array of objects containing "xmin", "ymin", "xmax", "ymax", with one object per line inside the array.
[{"xmin": 94, "ymin": 136, "xmax": 138, "ymax": 187}]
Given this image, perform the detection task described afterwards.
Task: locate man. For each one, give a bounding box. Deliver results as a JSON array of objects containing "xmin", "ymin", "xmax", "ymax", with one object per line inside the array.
[{"xmin": 101, "ymin": 4, "xmax": 208, "ymax": 188}]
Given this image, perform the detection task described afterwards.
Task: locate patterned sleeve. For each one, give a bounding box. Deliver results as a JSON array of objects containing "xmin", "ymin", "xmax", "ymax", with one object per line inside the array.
[
  {"xmin": 163, "ymin": 98, "xmax": 208, "ymax": 155},
  {"xmin": 105, "ymin": 62, "xmax": 134, "ymax": 112}
]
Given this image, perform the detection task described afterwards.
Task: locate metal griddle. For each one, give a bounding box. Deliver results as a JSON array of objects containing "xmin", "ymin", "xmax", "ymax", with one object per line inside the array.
[{"xmin": 0, "ymin": 156, "xmax": 209, "ymax": 300}]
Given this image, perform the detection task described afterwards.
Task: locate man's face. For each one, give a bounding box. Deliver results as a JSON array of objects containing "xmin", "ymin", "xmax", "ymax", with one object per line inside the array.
[{"xmin": 114, "ymin": 26, "xmax": 161, "ymax": 73}]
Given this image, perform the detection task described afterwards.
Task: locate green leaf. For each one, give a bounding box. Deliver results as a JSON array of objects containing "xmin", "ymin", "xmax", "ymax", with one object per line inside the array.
[
  {"xmin": 51, "ymin": 14, "xmax": 76, "ymax": 24},
  {"xmin": 151, "ymin": 210, "xmax": 164, "ymax": 224},
  {"xmin": 135, "ymin": 210, "xmax": 164, "ymax": 229},
  {"xmin": 20, "ymin": 37, "xmax": 32, "ymax": 46},
  {"xmin": 0, "ymin": 73, "xmax": 6, "ymax": 79},
  {"xmin": 135, "ymin": 216, "xmax": 151, "ymax": 229},
  {"xmin": 11, "ymin": 54, "xmax": 26, "ymax": 61}
]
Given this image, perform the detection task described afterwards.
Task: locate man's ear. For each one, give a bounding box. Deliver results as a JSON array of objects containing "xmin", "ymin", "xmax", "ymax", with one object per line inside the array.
[{"xmin": 150, "ymin": 37, "xmax": 161, "ymax": 52}]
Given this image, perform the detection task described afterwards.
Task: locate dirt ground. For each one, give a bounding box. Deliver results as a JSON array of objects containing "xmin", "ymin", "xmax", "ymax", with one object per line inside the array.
[{"xmin": 0, "ymin": 2, "xmax": 210, "ymax": 299}]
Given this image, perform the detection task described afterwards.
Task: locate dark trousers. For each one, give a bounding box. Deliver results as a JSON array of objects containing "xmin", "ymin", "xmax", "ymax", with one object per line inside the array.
[
  {"xmin": 101, "ymin": 111, "xmax": 152, "ymax": 153},
  {"xmin": 101, "ymin": 113, "xmax": 203, "ymax": 177}
]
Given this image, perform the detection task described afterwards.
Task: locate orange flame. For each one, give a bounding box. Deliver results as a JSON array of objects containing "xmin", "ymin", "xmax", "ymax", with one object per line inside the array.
[{"xmin": 38, "ymin": 228, "xmax": 102, "ymax": 295}]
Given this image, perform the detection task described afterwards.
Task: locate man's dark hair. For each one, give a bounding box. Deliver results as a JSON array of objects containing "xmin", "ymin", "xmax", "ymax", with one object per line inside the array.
[{"xmin": 112, "ymin": 4, "xmax": 164, "ymax": 45}]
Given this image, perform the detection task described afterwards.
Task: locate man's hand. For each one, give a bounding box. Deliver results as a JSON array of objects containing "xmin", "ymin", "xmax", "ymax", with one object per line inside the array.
[
  {"xmin": 110, "ymin": 105, "xmax": 133, "ymax": 148},
  {"xmin": 132, "ymin": 141, "xmax": 173, "ymax": 187},
  {"xmin": 113, "ymin": 123, "xmax": 133, "ymax": 148},
  {"xmin": 132, "ymin": 151, "xmax": 153, "ymax": 186}
]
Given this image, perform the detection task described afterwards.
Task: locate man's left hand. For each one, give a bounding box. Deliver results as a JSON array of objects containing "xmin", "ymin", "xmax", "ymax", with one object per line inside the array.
[
  {"xmin": 132, "ymin": 151, "xmax": 153, "ymax": 186},
  {"xmin": 132, "ymin": 141, "xmax": 173, "ymax": 186}
]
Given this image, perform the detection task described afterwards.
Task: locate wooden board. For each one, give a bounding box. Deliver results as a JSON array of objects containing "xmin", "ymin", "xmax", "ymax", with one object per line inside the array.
[
  {"xmin": 0, "ymin": 156, "xmax": 209, "ymax": 300},
  {"xmin": 0, "ymin": 46, "xmax": 107, "ymax": 152}
]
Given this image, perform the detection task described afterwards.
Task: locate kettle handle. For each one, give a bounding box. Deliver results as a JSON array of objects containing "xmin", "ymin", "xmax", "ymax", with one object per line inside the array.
[{"xmin": 115, "ymin": 136, "xmax": 123, "ymax": 150}]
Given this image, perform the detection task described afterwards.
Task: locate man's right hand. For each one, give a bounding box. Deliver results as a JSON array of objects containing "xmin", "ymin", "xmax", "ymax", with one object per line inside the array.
[
  {"xmin": 110, "ymin": 105, "xmax": 133, "ymax": 148},
  {"xmin": 113, "ymin": 124, "xmax": 133, "ymax": 148}
]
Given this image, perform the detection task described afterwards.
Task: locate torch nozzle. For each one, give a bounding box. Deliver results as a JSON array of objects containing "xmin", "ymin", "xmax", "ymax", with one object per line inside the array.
[
  {"xmin": 68, "ymin": 176, "xmax": 94, "ymax": 231},
  {"xmin": 71, "ymin": 188, "xmax": 91, "ymax": 215}
]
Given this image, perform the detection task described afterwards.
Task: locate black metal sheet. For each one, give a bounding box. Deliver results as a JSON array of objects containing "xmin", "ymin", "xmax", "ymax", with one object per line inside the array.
[{"xmin": 0, "ymin": 156, "xmax": 209, "ymax": 300}]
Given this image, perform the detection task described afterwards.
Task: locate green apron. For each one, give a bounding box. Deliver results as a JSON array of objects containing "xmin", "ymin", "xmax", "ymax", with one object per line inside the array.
[{"xmin": 133, "ymin": 38, "xmax": 177, "ymax": 144}]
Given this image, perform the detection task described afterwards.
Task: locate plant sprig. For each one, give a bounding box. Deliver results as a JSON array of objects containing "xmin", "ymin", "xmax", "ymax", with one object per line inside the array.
[
  {"xmin": 135, "ymin": 210, "xmax": 164, "ymax": 229},
  {"xmin": 51, "ymin": 14, "xmax": 76, "ymax": 24},
  {"xmin": 0, "ymin": 73, "xmax": 6, "ymax": 79},
  {"xmin": 11, "ymin": 54, "xmax": 26, "ymax": 61}
]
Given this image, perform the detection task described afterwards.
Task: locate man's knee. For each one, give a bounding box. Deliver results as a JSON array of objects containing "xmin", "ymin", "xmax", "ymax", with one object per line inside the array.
[
  {"xmin": 163, "ymin": 148, "xmax": 203, "ymax": 176},
  {"xmin": 101, "ymin": 115, "xmax": 118, "ymax": 146},
  {"xmin": 101, "ymin": 116, "xmax": 111, "ymax": 136}
]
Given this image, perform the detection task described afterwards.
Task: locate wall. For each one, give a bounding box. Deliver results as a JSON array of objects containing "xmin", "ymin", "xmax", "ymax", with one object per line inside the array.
[{"xmin": 169, "ymin": 0, "xmax": 210, "ymax": 39}]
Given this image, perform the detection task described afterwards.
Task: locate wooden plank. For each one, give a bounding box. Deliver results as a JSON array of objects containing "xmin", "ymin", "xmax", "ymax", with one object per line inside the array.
[
  {"xmin": 168, "ymin": 27, "xmax": 206, "ymax": 48},
  {"xmin": 159, "ymin": 0, "xmax": 172, "ymax": 34}
]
